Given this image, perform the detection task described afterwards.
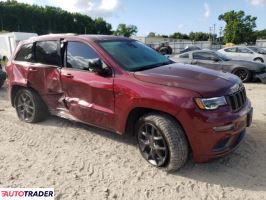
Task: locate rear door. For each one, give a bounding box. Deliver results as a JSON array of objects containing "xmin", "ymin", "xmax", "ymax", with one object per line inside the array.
[
  {"xmin": 223, "ymin": 47, "xmax": 238, "ymax": 59},
  {"xmin": 192, "ymin": 52, "xmax": 223, "ymax": 71},
  {"xmin": 60, "ymin": 40, "xmax": 115, "ymax": 130},
  {"xmin": 26, "ymin": 40, "xmax": 63, "ymax": 109}
]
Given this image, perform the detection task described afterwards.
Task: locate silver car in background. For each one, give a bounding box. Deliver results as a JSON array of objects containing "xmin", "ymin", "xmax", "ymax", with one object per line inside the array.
[
  {"xmin": 171, "ymin": 50, "xmax": 266, "ymax": 83},
  {"xmin": 218, "ymin": 46, "xmax": 266, "ymax": 63}
]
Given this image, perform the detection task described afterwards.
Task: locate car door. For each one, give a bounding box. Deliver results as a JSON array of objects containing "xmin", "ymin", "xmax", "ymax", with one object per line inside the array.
[
  {"xmin": 15, "ymin": 41, "xmax": 63, "ymax": 110},
  {"xmin": 192, "ymin": 52, "xmax": 223, "ymax": 71},
  {"xmin": 223, "ymin": 47, "xmax": 238, "ymax": 59},
  {"xmin": 60, "ymin": 40, "xmax": 115, "ymax": 130},
  {"xmin": 236, "ymin": 47, "xmax": 254, "ymax": 61}
]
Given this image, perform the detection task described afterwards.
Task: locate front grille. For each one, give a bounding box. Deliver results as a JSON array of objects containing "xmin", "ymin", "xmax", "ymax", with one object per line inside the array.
[{"xmin": 226, "ymin": 87, "xmax": 247, "ymax": 112}]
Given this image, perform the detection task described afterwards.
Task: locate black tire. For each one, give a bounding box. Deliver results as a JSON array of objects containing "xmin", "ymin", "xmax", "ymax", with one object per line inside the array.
[
  {"xmin": 14, "ymin": 88, "xmax": 49, "ymax": 123},
  {"xmin": 0, "ymin": 71, "xmax": 6, "ymax": 88},
  {"xmin": 254, "ymin": 58, "xmax": 264, "ymax": 63},
  {"xmin": 136, "ymin": 113, "xmax": 189, "ymax": 172},
  {"xmin": 233, "ymin": 68, "xmax": 252, "ymax": 82},
  {"xmin": 0, "ymin": 78, "xmax": 4, "ymax": 88}
]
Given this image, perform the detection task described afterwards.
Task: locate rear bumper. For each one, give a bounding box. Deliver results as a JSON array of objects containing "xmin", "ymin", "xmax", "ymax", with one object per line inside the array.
[
  {"xmin": 179, "ymin": 100, "xmax": 253, "ymax": 163},
  {"xmin": 255, "ymin": 72, "xmax": 266, "ymax": 83}
]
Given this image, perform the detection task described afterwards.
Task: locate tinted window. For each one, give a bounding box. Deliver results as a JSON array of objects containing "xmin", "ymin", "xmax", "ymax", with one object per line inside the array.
[
  {"xmin": 193, "ymin": 52, "xmax": 219, "ymax": 60},
  {"xmin": 237, "ymin": 47, "xmax": 253, "ymax": 54},
  {"xmin": 15, "ymin": 43, "xmax": 34, "ymax": 62},
  {"xmin": 179, "ymin": 53, "xmax": 189, "ymax": 58},
  {"xmin": 98, "ymin": 40, "xmax": 170, "ymax": 71},
  {"xmin": 66, "ymin": 42, "xmax": 99, "ymax": 70},
  {"xmin": 35, "ymin": 41, "xmax": 59, "ymax": 66},
  {"xmin": 224, "ymin": 48, "xmax": 237, "ymax": 52}
]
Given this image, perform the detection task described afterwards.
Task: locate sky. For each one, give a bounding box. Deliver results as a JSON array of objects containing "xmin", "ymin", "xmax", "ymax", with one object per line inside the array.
[{"xmin": 2, "ymin": 0, "xmax": 266, "ymax": 36}]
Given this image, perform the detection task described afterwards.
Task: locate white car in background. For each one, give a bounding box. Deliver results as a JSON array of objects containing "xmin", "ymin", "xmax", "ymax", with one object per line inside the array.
[{"xmin": 218, "ymin": 46, "xmax": 266, "ymax": 63}]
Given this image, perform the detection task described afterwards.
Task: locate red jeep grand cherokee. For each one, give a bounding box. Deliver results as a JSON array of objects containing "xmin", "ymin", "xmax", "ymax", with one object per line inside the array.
[{"xmin": 6, "ymin": 34, "xmax": 253, "ymax": 171}]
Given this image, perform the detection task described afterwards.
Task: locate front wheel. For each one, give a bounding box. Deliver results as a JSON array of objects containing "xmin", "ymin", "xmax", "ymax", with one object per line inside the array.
[
  {"xmin": 233, "ymin": 68, "xmax": 252, "ymax": 82},
  {"xmin": 136, "ymin": 113, "xmax": 189, "ymax": 172},
  {"xmin": 14, "ymin": 89, "xmax": 48, "ymax": 123}
]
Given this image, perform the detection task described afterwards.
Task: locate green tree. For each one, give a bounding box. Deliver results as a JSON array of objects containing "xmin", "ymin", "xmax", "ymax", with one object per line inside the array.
[
  {"xmin": 256, "ymin": 29, "xmax": 266, "ymax": 39},
  {"xmin": 94, "ymin": 18, "xmax": 112, "ymax": 34},
  {"xmin": 218, "ymin": 10, "xmax": 257, "ymax": 44},
  {"xmin": 0, "ymin": 0, "xmax": 112, "ymax": 35},
  {"xmin": 147, "ymin": 32, "xmax": 156, "ymax": 37},
  {"xmin": 169, "ymin": 32, "xmax": 189, "ymax": 40},
  {"xmin": 189, "ymin": 32, "xmax": 210, "ymax": 41},
  {"xmin": 114, "ymin": 24, "xmax": 138, "ymax": 37}
]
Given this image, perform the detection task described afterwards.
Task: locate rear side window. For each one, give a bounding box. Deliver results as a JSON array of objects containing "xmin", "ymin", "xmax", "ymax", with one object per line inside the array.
[
  {"xmin": 179, "ymin": 53, "xmax": 189, "ymax": 58},
  {"xmin": 15, "ymin": 43, "xmax": 34, "ymax": 62},
  {"xmin": 193, "ymin": 52, "xmax": 209, "ymax": 60},
  {"xmin": 237, "ymin": 47, "xmax": 253, "ymax": 54},
  {"xmin": 224, "ymin": 48, "xmax": 237, "ymax": 52},
  {"xmin": 35, "ymin": 41, "xmax": 59, "ymax": 66},
  {"xmin": 66, "ymin": 41, "xmax": 99, "ymax": 70}
]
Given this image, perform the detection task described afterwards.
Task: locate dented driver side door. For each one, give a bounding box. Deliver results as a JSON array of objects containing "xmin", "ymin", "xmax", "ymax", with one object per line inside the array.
[{"xmin": 60, "ymin": 40, "xmax": 115, "ymax": 130}]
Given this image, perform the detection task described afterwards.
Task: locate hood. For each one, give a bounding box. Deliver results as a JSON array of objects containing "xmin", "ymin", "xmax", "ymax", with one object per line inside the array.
[
  {"xmin": 134, "ymin": 63, "xmax": 242, "ymax": 97},
  {"xmin": 225, "ymin": 60, "xmax": 266, "ymax": 72}
]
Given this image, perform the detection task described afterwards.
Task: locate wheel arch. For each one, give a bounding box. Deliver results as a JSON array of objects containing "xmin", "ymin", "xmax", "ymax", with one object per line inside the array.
[
  {"xmin": 124, "ymin": 107, "xmax": 192, "ymax": 151},
  {"xmin": 11, "ymin": 85, "xmax": 43, "ymax": 107},
  {"xmin": 253, "ymin": 57, "xmax": 264, "ymax": 63}
]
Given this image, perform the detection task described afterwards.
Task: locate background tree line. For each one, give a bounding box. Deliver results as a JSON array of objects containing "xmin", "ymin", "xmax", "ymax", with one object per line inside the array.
[
  {"xmin": 148, "ymin": 10, "xmax": 266, "ymax": 44},
  {"xmin": 0, "ymin": 0, "xmax": 138, "ymax": 36}
]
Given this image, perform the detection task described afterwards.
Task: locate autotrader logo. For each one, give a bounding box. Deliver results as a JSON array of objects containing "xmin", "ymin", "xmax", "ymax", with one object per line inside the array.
[{"xmin": 0, "ymin": 188, "xmax": 54, "ymax": 200}]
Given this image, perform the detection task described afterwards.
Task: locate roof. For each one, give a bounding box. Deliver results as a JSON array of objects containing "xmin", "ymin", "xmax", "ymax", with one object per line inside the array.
[{"xmin": 28, "ymin": 34, "xmax": 131, "ymax": 42}]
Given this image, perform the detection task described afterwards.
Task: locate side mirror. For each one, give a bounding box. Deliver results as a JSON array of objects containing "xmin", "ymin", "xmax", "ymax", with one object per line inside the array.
[
  {"xmin": 88, "ymin": 58, "xmax": 112, "ymax": 76},
  {"xmin": 212, "ymin": 57, "xmax": 220, "ymax": 62}
]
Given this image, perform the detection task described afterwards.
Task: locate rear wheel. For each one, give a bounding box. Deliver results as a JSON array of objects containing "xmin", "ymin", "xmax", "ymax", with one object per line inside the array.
[
  {"xmin": 233, "ymin": 68, "xmax": 252, "ymax": 82},
  {"xmin": 14, "ymin": 89, "xmax": 48, "ymax": 123},
  {"xmin": 136, "ymin": 113, "xmax": 189, "ymax": 172}
]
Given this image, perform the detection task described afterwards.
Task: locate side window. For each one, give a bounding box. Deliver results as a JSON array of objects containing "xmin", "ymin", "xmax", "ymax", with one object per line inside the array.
[
  {"xmin": 35, "ymin": 41, "xmax": 60, "ymax": 66},
  {"xmin": 179, "ymin": 53, "xmax": 189, "ymax": 58},
  {"xmin": 224, "ymin": 48, "xmax": 237, "ymax": 53},
  {"xmin": 193, "ymin": 52, "xmax": 219, "ymax": 61},
  {"xmin": 237, "ymin": 47, "xmax": 253, "ymax": 54},
  {"xmin": 66, "ymin": 41, "xmax": 99, "ymax": 70},
  {"xmin": 15, "ymin": 43, "xmax": 34, "ymax": 62}
]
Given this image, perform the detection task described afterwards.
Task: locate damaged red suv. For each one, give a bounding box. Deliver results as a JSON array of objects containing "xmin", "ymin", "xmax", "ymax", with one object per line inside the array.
[{"xmin": 6, "ymin": 34, "xmax": 253, "ymax": 171}]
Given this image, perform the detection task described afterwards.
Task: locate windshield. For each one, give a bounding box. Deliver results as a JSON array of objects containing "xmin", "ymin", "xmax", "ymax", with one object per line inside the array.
[
  {"xmin": 215, "ymin": 51, "xmax": 231, "ymax": 61},
  {"xmin": 98, "ymin": 40, "xmax": 172, "ymax": 72}
]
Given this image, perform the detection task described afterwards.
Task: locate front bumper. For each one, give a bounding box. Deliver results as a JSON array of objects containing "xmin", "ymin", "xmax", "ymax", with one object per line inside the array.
[
  {"xmin": 255, "ymin": 72, "xmax": 266, "ymax": 83},
  {"xmin": 180, "ymin": 99, "xmax": 253, "ymax": 163}
]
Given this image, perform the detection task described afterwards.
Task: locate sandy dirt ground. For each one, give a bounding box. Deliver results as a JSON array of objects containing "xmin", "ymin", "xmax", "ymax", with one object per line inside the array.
[{"xmin": 0, "ymin": 83, "xmax": 266, "ymax": 200}]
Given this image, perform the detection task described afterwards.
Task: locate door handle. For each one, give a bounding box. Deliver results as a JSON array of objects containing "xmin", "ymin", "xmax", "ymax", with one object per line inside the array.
[
  {"xmin": 191, "ymin": 60, "xmax": 197, "ymax": 64},
  {"xmin": 63, "ymin": 73, "xmax": 74, "ymax": 78}
]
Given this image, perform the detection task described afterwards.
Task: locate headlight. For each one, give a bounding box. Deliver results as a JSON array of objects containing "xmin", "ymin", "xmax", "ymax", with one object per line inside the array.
[{"xmin": 195, "ymin": 96, "xmax": 227, "ymax": 110}]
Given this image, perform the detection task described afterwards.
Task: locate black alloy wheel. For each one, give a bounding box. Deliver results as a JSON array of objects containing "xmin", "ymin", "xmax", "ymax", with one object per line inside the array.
[{"xmin": 138, "ymin": 123, "xmax": 169, "ymax": 167}]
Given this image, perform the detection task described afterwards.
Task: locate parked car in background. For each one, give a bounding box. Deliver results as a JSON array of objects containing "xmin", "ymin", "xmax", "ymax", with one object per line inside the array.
[
  {"xmin": 6, "ymin": 34, "xmax": 253, "ymax": 171},
  {"xmin": 218, "ymin": 46, "xmax": 266, "ymax": 63},
  {"xmin": 247, "ymin": 46, "xmax": 266, "ymax": 54},
  {"xmin": 171, "ymin": 50, "xmax": 266, "ymax": 83},
  {"xmin": 180, "ymin": 45, "xmax": 201, "ymax": 54}
]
